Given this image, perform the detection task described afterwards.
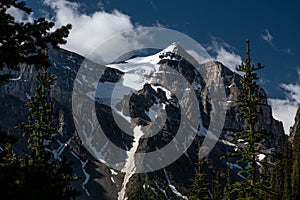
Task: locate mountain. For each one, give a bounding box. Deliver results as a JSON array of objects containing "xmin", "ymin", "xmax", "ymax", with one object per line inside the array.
[
  {"xmin": 0, "ymin": 43, "xmax": 285, "ymax": 199},
  {"xmin": 290, "ymin": 107, "xmax": 300, "ymax": 142}
]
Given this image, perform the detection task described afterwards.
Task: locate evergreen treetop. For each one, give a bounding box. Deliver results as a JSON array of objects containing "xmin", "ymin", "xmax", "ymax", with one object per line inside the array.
[
  {"xmin": 0, "ymin": 0, "xmax": 71, "ymax": 86},
  {"xmin": 232, "ymin": 40, "xmax": 274, "ymax": 199}
]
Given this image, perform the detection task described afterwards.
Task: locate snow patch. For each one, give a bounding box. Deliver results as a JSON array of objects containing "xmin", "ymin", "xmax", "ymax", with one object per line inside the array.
[
  {"xmin": 111, "ymin": 177, "xmax": 116, "ymax": 184},
  {"xmin": 163, "ymin": 169, "xmax": 188, "ymax": 200},
  {"xmin": 113, "ymin": 108, "xmax": 132, "ymax": 123},
  {"xmin": 257, "ymin": 154, "xmax": 266, "ymax": 161},
  {"xmin": 83, "ymin": 125, "xmax": 107, "ymax": 164},
  {"xmin": 226, "ymin": 162, "xmax": 247, "ymax": 180},
  {"xmin": 151, "ymin": 85, "xmax": 172, "ymax": 99},
  {"xmin": 70, "ymin": 151, "xmax": 91, "ymax": 197},
  {"xmin": 81, "ymin": 160, "xmax": 91, "ymax": 197},
  {"xmin": 155, "ymin": 181, "xmax": 169, "ymax": 199},
  {"xmin": 118, "ymin": 126, "xmax": 144, "ymax": 200},
  {"xmin": 228, "ymin": 83, "xmax": 234, "ymax": 88},
  {"xmin": 208, "ymin": 189, "xmax": 213, "ymax": 199},
  {"xmin": 9, "ymin": 76, "xmax": 21, "ymax": 81},
  {"xmin": 221, "ymin": 139, "xmax": 236, "ymax": 147},
  {"xmin": 110, "ymin": 169, "xmax": 118, "ymax": 175},
  {"xmin": 52, "ymin": 140, "xmax": 67, "ymax": 160},
  {"xmin": 227, "ymin": 162, "xmax": 242, "ymax": 170},
  {"xmin": 196, "ymin": 120, "xmax": 219, "ymax": 141},
  {"xmin": 25, "ymin": 93, "xmax": 31, "ymax": 100}
]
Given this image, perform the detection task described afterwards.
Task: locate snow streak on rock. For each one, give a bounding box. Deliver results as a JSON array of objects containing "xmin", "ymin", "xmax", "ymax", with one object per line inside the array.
[
  {"xmin": 118, "ymin": 126, "xmax": 144, "ymax": 200},
  {"xmin": 52, "ymin": 139, "xmax": 67, "ymax": 160},
  {"xmin": 70, "ymin": 151, "xmax": 91, "ymax": 197},
  {"xmin": 163, "ymin": 168, "xmax": 188, "ymax": 200}
]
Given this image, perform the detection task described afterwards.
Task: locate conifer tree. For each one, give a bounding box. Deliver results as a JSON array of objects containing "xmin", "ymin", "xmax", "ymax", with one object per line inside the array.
[
  {"xmin": 18, "ymin": 65, "xmax": 80, "ymax": 199},
  {"xmin": 222, "ymin": 165, "xmax": 233, "ymax": 200},
  {"xmin": 291, "ymin": 159, "xmax": 299, "ymax": 199},
  {"xmin": 282, "ymin": 140, "xmax": 293, "ymax": 200},
  {"xmin": 127, "ymin": 178, "xmax": 166, "ymax": 200},
  {"xmin": 212, "ymin": 171, "xmax": 222, "ymax": 200},
  {"xmin": 270, "ymin": 134, "xmax": 285, "ymax": 199},
  {"xmin": 0, "ymin": 0, "xmax": 71, "ymax": 86},
  {"xmin": 189, "ymin": 156, "xmax": 210, "ymax": 200},
  {"xmin": 232, "ymin": 40, "xmax": 273, "ymax": 199}
]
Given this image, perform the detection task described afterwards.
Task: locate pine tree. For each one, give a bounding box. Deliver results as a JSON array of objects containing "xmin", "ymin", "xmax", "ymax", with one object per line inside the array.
[
  {"xmin": 291, "ymin": 159, "xmax": 299, "ymax": 200},
  {"xmin": 232, "ymin": 40, "xmax": 273, "ymax": 199},
  {"xmin": 270, "ymin": 134, "xmax": 285, "ymax": 199},
  {"xmin": 212, "ymin": 171, "xmax": 222, "ymax": 200},
  {"xmin": 0, "ymin": 0, "xmax": 71, "ymax": 86},
  {"xmin": 127, "ymin": 177, "xmax": 166, "ymax": 200},
  {"xmin": 189, "ymin": 157, "xmax": 210, "ymax": 200},
  {"xmin": 222, "ymin": 165, "xmax": 233, "ymax": 200},
  {"xmin": 282, "ymin": 140, "xmax": 293, "ymax": 200}
]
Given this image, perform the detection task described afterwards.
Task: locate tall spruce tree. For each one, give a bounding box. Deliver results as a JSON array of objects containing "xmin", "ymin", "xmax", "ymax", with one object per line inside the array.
[
  {"xmin": 222, "ymin": 165, "xmax": 233, "ymax": 200},
  {"xmin": 283, "ymin": 140, "xmax": 293, "ymax": 200},
  {"xmin": 127, "ymin": 177, "xmax": 166, "ymax": 200},
  {"xmin": 270, "ymin": 134, "xmax": 285, "ymax": 199},
  {"xmin": 212, "ymin": 171, "xmax": 222, "ymax": 200},
  {"xmin": 232, "ymin": 40, "xmax": 273, "ymax": 199},
  {"xmin": 14, "ymin": 65, "xmax": 80, "ymax": 199},
  {"xmin": 189, "ymin": 156, "xmax": 210, "ymax": 200}
]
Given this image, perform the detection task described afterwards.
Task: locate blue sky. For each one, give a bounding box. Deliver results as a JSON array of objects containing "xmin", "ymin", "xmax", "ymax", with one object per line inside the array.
[{"xmin": 22, "ymin": 0, "xmax": 300, "ymax": 133}]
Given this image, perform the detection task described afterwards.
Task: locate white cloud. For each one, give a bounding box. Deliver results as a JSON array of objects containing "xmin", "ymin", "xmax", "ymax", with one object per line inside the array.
[
  {"xmin": 269, "ymin": 69, "xmax": 300, "ymax": 134},
  {"xmin": 261, "ymin": 29, "xmax": 273, "ymax": 45},
  {"xmin": 215, "ymin": 47, "xmax": 242, "ymax": 72},
  {"xmin": 261, "ymin": 29, "xmax": 293, "ymax": 55},
  {"xmin": 44, "ymin": 0, "xmax": 144, "ymax": 64},
  {"xmin": 269, "ymin": 98, "xmax": 298, "ymax": 135},
  {"xmin": 6, "ymin": 6, "xmax": 33, "ymax": 23},
  {"xmin": 206, "ymin": 36, "xmax": 242, "ymax": 74},
  {"xmin": 280, "ymin": 84, "xmax": 300, "ymax": 103},
  {"xmin": 186, "ymin": 49, "xmax": 212, "ymax": 64}
]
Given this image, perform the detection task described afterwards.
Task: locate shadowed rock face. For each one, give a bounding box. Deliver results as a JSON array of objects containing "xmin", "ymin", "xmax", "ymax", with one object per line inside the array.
[
  {"xmin": 0, "ymin": 45, "xmax": 285, "ymax": 199},
  {"xmin": 289, "ymin": 107, "xmax": 300, "ymax": 143}
]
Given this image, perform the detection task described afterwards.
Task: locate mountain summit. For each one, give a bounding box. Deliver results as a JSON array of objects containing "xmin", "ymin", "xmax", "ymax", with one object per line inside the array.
[{"xmin": 161, "ymin": 42, "xmax": 186, "ymax": 54}]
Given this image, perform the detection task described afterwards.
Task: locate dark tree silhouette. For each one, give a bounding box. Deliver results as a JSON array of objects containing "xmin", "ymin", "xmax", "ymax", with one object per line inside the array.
[{"xmin": 0, "ymin": 0, "xmax": 71, "ymax": 86}]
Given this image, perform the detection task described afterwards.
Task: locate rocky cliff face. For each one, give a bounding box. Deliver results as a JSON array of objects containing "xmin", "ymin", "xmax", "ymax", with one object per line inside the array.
[
  {"xmin": 0, "ymin": 44, "xmax": 285, "ymax": 199},
  {"xmin": 289, "ymin": 107, "xmax": 300, "ymax": 142}
]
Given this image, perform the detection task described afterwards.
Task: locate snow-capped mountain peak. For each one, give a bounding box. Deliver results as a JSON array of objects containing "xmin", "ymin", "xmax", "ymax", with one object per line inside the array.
[
  {"xmin": 160, "ymin": 42, "xmax": 186, "ymax": 55},
  {"xmin": 157, "ymin": 42, "xmax": 201, "ymax": 67}
]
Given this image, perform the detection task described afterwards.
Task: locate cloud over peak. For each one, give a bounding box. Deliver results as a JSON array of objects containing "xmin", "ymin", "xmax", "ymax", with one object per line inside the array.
[
  {"xmin": 44, "ymin": 0, "xmax": 141, "ymax": 63},
  {"xmin": 269, "ymin": 68, "xmax": 300, "ymax": 134},
  {"xmin": 206, "ymin": 36, "xmax": 242, "ymax": 74}
]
